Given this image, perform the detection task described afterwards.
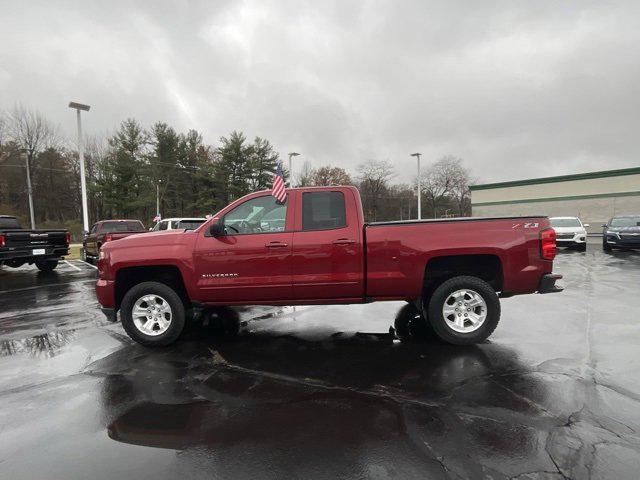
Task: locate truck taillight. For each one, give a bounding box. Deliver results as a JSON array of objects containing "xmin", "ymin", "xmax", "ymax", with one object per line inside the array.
[
  {"xmin": 104, "ymin": 234, "xmax": 113, "ymax": 242},
  {"xmin": 0, "ymin": 234, "xmax": 4, "ymax": 248},
  {"xmin": 65, "ymin": 232, "xmax": 71, "ymax": 244},
  {"xmin": 540, "ymin": 228, "xmax": 557, "ymax": 260}
]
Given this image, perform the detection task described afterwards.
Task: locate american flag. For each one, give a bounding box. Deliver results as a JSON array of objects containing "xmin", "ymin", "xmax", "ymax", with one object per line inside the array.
[{"xmin": 271, "ymin": 163, "xmax": 287, "ymax": 203}]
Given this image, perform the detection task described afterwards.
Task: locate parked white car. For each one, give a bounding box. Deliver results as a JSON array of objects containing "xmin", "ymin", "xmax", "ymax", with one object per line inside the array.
[
  {"xmin": 549, "ymin": 216, "xmax": 589, "ymax": 251},
  {"xmin": 151, "ymin": 218, "xmax": 206, "ymax": 231}
]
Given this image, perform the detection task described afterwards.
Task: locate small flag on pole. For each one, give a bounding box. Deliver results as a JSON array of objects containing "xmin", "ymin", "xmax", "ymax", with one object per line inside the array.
[
  {"xmin": 271, "ymin": 163, "xmax": 287, "ymax": 203},
  {"xmin": 153, "ymin": 213, "xmax": 161, "ymax": 222}
]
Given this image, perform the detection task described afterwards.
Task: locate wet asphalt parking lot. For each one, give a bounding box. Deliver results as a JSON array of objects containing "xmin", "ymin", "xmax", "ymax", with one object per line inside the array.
[{"xmin": 1, "ymin": 243, "xmax": 640, "ymax": 479}]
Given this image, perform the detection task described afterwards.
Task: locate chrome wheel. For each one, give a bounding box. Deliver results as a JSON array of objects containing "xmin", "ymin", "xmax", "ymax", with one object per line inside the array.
[
  {"xmin": 442, "ymin": 289, "xmax": 487, "ymax": 333},
  {"xmin": 131, "ymin": 294, "xmax": 172, "ymax": 336}
]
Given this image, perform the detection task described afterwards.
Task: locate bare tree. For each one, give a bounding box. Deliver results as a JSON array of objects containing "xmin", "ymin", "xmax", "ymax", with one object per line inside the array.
[
  {"xmin": 6, "ymin": 105, "xmax": 60, "ymax": 226},
  {"xmin": 0, "ymin": 112, "xmax": 7, "ymax": 148},
  {"xmin": 296, "ymin": 160, "xmax": 314, "ymax": 187},
  {"xmin": 7, "ymin": 104, "xmax": 59, "ymax": 160},
  {"xmin": 310, "ymin": 166, "xmax": 352, "ymax": 186},
  {"xmin": 421, "ymin": 155, "xmax": 469, "ymax": 218},
  {"xmin": 357, "ymin": 159, "xmax": 395, "ymax": 221},
  {"xmin": 452, "ymin": 168, "xmax": 472, "ymax": 216}
]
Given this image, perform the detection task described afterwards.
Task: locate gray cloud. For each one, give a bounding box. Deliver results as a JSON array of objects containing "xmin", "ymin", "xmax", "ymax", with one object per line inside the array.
[{"xmin": 1, "ymin": 0, "xmax": 638, "ymax": 184}]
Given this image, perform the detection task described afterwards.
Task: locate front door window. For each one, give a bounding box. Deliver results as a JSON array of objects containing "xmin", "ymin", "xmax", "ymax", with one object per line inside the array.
[{"xmin": 223, "ymin": 195, "xmax": 287, "ymax": 234}]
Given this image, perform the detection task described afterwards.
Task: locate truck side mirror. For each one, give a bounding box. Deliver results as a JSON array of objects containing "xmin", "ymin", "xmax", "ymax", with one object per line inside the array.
[
  {"xmin": 601, "ymin": 224, "xmax": 607, "ymax": 228},
  {"xmin": 583, "ymin": 224, "xmax": 590, "ymax": 228},
  {"xmin": 82, "ymin": 230, "xmax": 89, "ymax": 236},
  {"xmin": 209, "ymin": 222, "xmax": 225, "ymax": 237}
]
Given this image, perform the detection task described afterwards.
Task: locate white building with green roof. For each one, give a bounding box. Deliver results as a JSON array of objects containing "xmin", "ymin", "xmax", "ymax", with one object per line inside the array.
[{"xmin": 471, "ymin": 167, "xmax": 640, "ymax": 234}]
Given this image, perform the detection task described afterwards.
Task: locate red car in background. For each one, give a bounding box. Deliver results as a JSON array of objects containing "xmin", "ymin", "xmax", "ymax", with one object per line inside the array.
[{"xmin": 83, "ymin": 220, "xmax": 146, "ymax": 263}]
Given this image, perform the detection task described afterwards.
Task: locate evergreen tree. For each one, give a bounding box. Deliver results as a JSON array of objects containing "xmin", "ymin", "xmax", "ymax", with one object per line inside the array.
[
  {"xmin": 249, "ymin": 137, "xmax": 279, "ymax": 191},
  {"xmin": 215, "ymin": 131, "xmax": 253, "ymax": 204}
]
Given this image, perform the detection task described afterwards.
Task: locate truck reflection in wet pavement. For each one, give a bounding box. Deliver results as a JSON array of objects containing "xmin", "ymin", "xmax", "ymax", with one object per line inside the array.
[{"xmin": 2, "ymin": 251, "xmax": 640, "ymax": 479}]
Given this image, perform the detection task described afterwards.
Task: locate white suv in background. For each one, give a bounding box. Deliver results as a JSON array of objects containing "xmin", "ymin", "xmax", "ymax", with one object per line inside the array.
[
  {"xmin": 549, "ymin": 216, "xmax": 589, "ymax": 251},
  {"xmin": 151, "ymin": 218, "xmax": 206, "ymax": 231}
]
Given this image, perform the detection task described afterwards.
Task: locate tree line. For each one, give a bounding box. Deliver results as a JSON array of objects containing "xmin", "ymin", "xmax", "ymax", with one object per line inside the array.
[{"xmin": 0, "ymin": 105, "xmax": 472, "ymax": 238}]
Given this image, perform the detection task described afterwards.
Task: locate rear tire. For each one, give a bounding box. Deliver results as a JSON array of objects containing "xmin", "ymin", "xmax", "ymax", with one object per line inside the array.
[
  {"xmin": 35, "ymin": 259, "xmax": 58, "ymax": 272},
  {"xmin": 121, "ymin": 281, "xmax": 186, "ymax": 347},
  {"xmin": 427, "ymin": 276, "xmax": 500, "ymax": 345}
]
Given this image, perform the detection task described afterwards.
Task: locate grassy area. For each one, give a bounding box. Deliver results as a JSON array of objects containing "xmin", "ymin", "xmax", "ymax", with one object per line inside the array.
[{"xmin": 65, "ymin": 244, "xmax": 83, "ymax": 261}]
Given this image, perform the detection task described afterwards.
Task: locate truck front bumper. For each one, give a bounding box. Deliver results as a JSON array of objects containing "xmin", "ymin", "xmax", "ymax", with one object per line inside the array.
[
  {"xmin": 538, "ymin": 274, "xmax": 563, "ymax": 294},
  {"xmin": 95, "ymin": 278, "xmax": 116, "ymax": 308}
]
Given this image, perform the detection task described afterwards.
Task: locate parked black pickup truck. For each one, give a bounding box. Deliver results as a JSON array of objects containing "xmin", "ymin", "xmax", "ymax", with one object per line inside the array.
[{"xmin": 0, "ymin": 215, "xmax": 70, "ymax": 272}]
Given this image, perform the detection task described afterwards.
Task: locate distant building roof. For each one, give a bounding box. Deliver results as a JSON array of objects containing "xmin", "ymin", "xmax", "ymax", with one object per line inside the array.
[{"xmin": 470, "ymin": 166, "xmax": 640, "ymax": 191}]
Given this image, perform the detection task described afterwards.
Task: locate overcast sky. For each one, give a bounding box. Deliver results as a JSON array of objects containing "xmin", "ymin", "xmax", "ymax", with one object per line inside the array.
[{"xmin": 1, "ymin": 0, "xmax": 638, "ymax": 184}]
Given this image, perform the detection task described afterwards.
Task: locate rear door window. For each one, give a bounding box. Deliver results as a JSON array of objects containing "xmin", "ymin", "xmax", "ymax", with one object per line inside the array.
[{"xmin": 302, "ymin": 192, "xmax": 347, "ymax": 231}]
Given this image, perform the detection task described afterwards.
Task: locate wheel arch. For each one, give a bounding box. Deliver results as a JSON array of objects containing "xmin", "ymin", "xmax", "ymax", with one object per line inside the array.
[
  {"xmin": 422, "ymin": 254, "xmax": 503, "ymax": 300},
  {"xmin": 114, "ymin": 265, "xmax": 190, "ymax": 311}
]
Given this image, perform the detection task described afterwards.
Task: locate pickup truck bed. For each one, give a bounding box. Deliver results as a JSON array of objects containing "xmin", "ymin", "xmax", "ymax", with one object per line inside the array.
[{"xmin": 96, "ymin": 186, "xmax": 562, "ymax": 347}]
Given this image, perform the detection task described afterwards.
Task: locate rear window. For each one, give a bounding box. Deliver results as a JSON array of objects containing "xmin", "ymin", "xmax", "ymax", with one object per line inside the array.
[
  {"xmin": 0, "ymin": 217, "xmax": 21, "ymax": 229},
  {"xmin": 177, "ymin": 220, "xmax": 205, "ymax": 230},
  {"xmin": 302, "ymin": 192, "xmax": 347, "ymax": 231},
  {"xmin": 550, "ymin": 218, "xmax": 581, "ymax": 228},
  {"xmin": 101, "ymin": 221, "xmax": 145, "ymax": 233}
]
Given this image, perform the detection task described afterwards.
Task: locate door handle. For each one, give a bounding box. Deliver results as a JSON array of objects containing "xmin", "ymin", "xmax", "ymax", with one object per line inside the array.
[
  {"xmin": 265, "ymin": 241, "xmax": 288, "ymax": 248},
  {"xmin": 332, "ymin": 238, "xmax": 356, "ymax": 245}
]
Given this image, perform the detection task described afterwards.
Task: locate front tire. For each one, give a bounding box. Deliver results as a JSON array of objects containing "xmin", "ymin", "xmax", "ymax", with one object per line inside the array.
[
  {"xmin": 121, "ymin": 281, "xmax": 186, "ymax": 347},
  {"xmin": 35, "ymin": 259, "xmax": 58, "ymax": 272},
  {"xmin": 603, "ymin": 238, "xmax": 612, "ymax": 251},
  {"xmin": 427, "ymin": 276, "xmax": 500, "ymax": 345}
]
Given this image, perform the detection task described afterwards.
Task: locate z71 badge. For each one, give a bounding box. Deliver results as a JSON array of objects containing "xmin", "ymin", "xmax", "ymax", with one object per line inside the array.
[{"xmin": 512, "ymin": 222, "xmax": 539, "ymax": 229}]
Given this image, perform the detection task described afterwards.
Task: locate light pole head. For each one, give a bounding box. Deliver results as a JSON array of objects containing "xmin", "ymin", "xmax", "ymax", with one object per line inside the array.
[
  {"xmin": 288, "ymin": 152, "xmax": 300, "ymax": 158},
  {"xmin": 410, "ymin": 153, "xmax": 421, "ymax": 158},
  {"xmin": 68, "ymin": 101, "xmax": 91, "ymax": 111}
]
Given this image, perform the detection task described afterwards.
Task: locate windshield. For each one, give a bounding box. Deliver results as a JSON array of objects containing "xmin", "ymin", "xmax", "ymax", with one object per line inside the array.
[
  {"xmin": 0, "ymin": 217, "xmax": 21, "ymax": 229},
  {"xmin": 101, "ymin": 221, "xmax": 145, "ymax": 233},
  {"xmin": 550, "ymin": 218, "xmax": 581, "ymax": 228},
  {"xmin": 610, "ymin": 216, "xmax": 640, "ymax": 227}
]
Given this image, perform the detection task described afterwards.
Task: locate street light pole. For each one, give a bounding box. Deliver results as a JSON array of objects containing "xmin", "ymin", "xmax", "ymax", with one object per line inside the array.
[
  {"xmin": 287, "ymin": 152, "xmax": 300, "ymax": 187},
  {"xmin": 21, "ymin": 151, "xmax": 35, "ymax": 229},
  {"xmin": 69, "ymin": 102, "xmax": 91, "ymax": 232},
  {"xmin": 156, "ymin": 180, "xmax": 161, "ymax": 219},
  {"xmin": 410, "ymin": 153, "xmax": 422, "ymax": 220}
]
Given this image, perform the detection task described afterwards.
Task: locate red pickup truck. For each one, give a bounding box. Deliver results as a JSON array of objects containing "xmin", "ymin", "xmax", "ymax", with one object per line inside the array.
[
  {"xmin": 96, "ymin": 186, "xmax": 561, "ymax": 347},
  {"xmin": 83, "ymin": 220, "xmax": 146, "ymax": 263}
]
